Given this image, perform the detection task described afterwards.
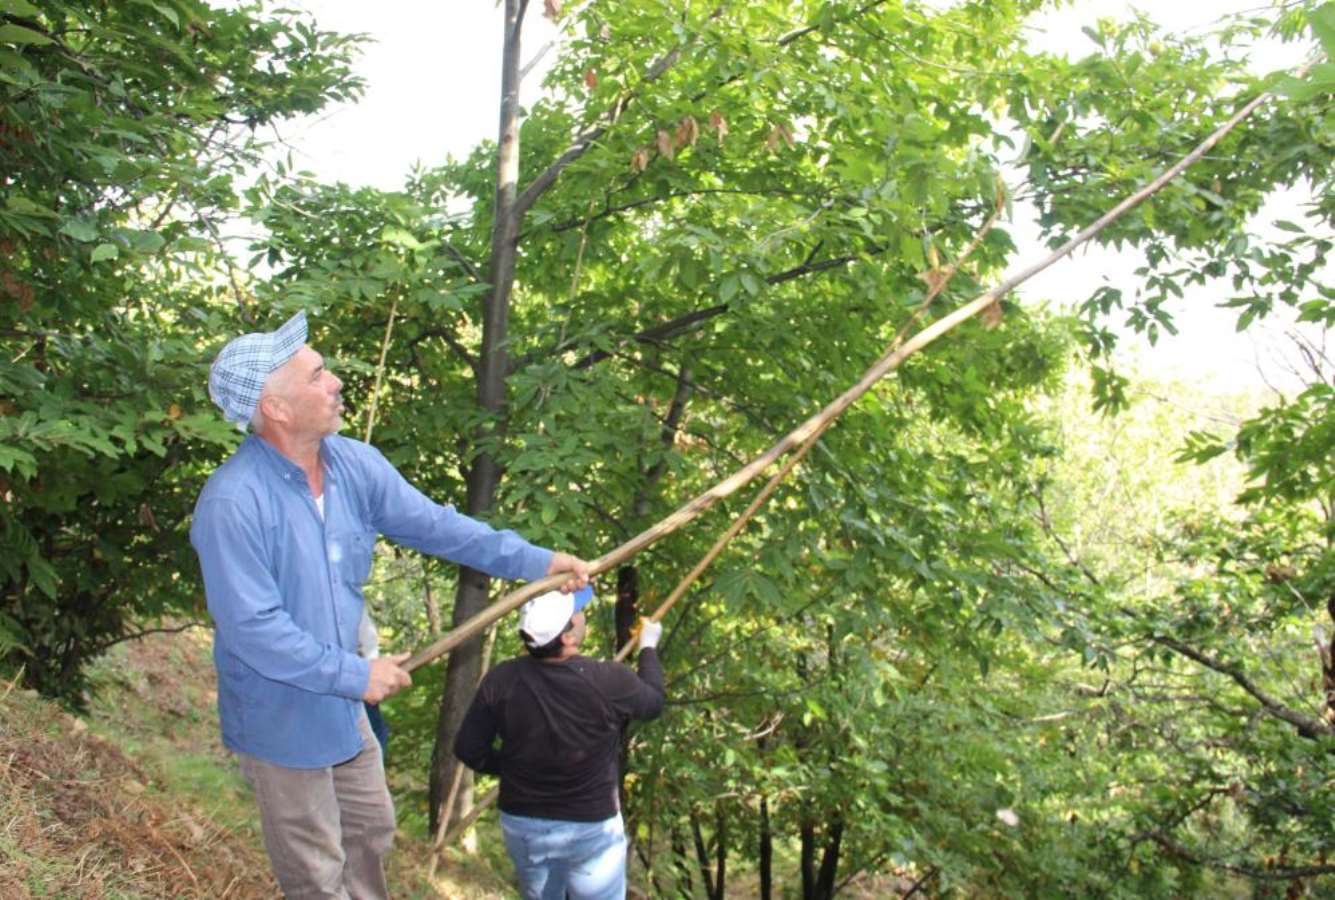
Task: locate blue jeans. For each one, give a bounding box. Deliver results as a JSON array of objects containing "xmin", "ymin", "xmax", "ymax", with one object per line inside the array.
[{"xmin": 499, "ymin": 811, "xmax": 627, "ymax": 900}]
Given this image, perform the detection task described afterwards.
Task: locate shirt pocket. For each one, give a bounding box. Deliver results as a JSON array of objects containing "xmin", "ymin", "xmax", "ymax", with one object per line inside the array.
[{"xmin": 330, "ymin": 527, "xmax": 376, "ymax": 588}]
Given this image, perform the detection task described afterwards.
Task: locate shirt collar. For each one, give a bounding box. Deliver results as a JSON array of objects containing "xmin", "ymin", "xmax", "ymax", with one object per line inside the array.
[{"xmin": 244, "ymin": 434, "xmax": 337, "ymax": 486}]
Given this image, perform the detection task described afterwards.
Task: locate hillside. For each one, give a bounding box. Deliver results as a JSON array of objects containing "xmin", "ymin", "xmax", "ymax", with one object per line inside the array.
[{"xmin": 0, "ymin": 626, "xmax": 514, "ymax": 899}]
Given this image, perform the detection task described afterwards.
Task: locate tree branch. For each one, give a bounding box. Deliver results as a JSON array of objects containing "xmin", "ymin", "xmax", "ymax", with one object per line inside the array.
[
  {"xmin": 1152, "ymin": 635, "xmax": 1334, "ymax": 740},
  {"xmin": 548, "ymin": 187, "xmax": 817, "ymax": 233},
  {"xmin": 89, "ymin": 621, "xmax": 207, "ymax": 656},
  {"xmin": 1138, "ymin": 830, "xmax": 1335, "ymax": 882},
  {"xmin": 514, "ymin": 20, "xmax": 697, "ymax": 217},
  {"xmin": 566, "ymin": 242, "xmax": 887, "ymax": 369},
  {"xmin": 407, "ymin": 326, "xmax": 479, "ymax": 377}
]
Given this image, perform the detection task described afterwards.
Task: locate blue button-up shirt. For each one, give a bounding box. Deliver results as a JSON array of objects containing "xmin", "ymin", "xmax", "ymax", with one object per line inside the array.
[{"xmin": 190, "ymin": 434, "xmax": 552, "ymax": 768}]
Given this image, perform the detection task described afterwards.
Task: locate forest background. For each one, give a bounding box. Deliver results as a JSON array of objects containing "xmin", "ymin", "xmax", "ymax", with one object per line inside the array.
[{"xmin": 1, "ymin": 0, "xmax": 1333, "ymax": 896}]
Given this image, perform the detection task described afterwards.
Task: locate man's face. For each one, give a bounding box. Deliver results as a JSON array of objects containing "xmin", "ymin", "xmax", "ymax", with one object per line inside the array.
[
  {"xmin": 268, "ymin": 345, "xmax": 344, "ymax": 437},
  {"xmin": 565, "ymin": 611, "xmax": 587, "ymax": 649}
]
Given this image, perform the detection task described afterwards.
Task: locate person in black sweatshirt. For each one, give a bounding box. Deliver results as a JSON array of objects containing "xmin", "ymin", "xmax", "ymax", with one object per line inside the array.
[{"xmin": 454, "ymin": 585, "xmax": 664, "ymax": 900}]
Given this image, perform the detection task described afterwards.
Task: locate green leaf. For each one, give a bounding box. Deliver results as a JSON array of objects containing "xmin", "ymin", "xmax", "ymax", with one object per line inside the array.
[
  {"xmin": 1272, "ymin": 73, "xmax": 1328, "ymax": 102},
  {"xmin": 91, "ymin": 243, "xmax": 119, "ymax": 263},
  {"xmin": 379, "ymin": 225, "xmax": 422, "ymax": 250},
  {"xmin": 141, "ymin": 0, "xmax": 180, "ymax": 28},
  {"xmin": 58, "ymin": 219, "xmax": 100, "ymax": 243},
  {"xmin": 0, "ymin": 48, "xmax": 35, "ymax": 81},
  {"xmin": 1309, "ymin": 2, "xmax": 1335, "ymax": 58},
  {"xmin": 1306, "ymin": 62, "xmax": 1335, "ymax": 91},
  {"xmin": 127, "ymin": 229, "xmax": 165, "ymax": 253},
  {"xmin": 26, "ymin": 556, "xmax": 58, "ymax": 599},
  {"xmin": 0, "ymin": 443, "xmax": 37, "ymax": 478},
  {"xmin": 720, "ymin": 273, "xmax": 740, "ymax": 303},
  {"xmin": 5, "ymin": 195, "xmax": 57, "ymax": 218},
  {"xmin": 0, "ymin": 23, "xmax": 53, "ymax": 45},
  {"xmin": 0, "ymin": 0, "xmax": 41, "ymax": 16}
]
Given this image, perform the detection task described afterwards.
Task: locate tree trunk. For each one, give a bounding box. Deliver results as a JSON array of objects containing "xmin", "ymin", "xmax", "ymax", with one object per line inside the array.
[
  {"xmin": 616, "ymin": 564, "xmax": 639, "ymax": 650},
  {"xmin": 690, "ymin": 803, "xmax": 727, "ymax": 900},
  {"xmin": 800, "ymin": 816, "xmax": 817, "ymax": 899},
  {"xmin": 1321, "ymin": 594, "xmax": 1335, "ymax": 729},
  {"xmin": 759, "ymin": 796, "xmax": 773, "ymax": 900},
  {"xmin": 691, "ymin": 809, "xmax": 713, "ymax": 898},
  {"xmin": 428, "ymin": 0, "xmax": 526, "ymax": 833},
  {"xmin": 422, "ymin": 562, "xmax": 441, "ymax": 635},
  {"xmin": 815, "ymin": 820, "xmax": 844, "ymax": 900},
  {"xmin": 714, "ymin": 801, "xmax": 728, "ymax": 900}
]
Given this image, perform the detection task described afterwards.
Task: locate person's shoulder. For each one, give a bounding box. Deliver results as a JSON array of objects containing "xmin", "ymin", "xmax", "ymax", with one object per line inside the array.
[
  {"xmin": 576, "ymin": 656, "xmax": 635, "ymax": 680},
  {"xmin": 476, "ymin": 655, "xmax": 528, "ymax": 692},
  {"xmin": 197, "ymin": 438, "xmax": 266, "ymax": 506},
  {"xmin": 491, "ymin": 654, "xmax": 526, "ymax": 670}
]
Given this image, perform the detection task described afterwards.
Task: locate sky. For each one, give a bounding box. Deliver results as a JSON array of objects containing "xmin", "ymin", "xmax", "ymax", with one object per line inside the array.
[{"xmin": 267, "ymin": 0, "xmax": 1326, "ymax": 396}]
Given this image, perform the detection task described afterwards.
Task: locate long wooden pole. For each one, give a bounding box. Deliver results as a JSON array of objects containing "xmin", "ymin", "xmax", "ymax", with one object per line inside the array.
[
  {"xmin": 417, "ymin": 68, "xmax": 1310, "ymax": 862},
  {"xmin": 406, "ymin": 75, "xmax": 1288, "ymax": 676},
  {"xmin": 429, "ymin": 195, "xmax": 1003, "ymax": 852}
]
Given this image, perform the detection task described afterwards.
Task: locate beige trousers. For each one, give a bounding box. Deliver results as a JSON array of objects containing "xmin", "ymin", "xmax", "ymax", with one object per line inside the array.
[{"xmin": 237, "ymin": 709, "xmax": 395, "ymax": 899}]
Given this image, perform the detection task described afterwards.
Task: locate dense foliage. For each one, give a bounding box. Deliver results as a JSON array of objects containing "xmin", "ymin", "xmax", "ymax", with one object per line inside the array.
[
  {"xmin": 0, "ymin": 0, "xmax": 363, "ymax": 699},
  {"xmin": 3, "ymin": 0, "xmax": 1332, "ymax": 895}
]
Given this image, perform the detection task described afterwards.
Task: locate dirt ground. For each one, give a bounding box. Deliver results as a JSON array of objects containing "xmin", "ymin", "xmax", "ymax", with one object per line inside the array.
[
  {"xmin": 0, "ymin": 628, "xmax": 278, "ymax": 899},
  {"xmin": 0, "ymin": 625, "xmax": 519, "ymax": 899}
]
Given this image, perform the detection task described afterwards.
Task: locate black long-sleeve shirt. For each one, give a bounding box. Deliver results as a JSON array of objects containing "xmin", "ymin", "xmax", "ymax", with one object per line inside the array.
[{"xmin": 453, "ymin": 649, "xmax": 664, "ymax": 822}]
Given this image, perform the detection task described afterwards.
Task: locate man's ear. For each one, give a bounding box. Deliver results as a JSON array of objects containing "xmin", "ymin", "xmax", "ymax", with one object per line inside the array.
[{"xmin": 257, "ymin": 390, "xmax": 288, "ymax": 424}]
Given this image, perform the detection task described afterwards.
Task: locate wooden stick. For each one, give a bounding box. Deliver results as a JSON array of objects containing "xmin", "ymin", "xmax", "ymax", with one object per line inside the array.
[
  {"xmin": 426, "ymin": 623, "xmax": 499, "ymax": 878},
  {"xmin": 440, "ymin": 785, "xmax": 499, "ymax": 847},
  {"xmin": 445, "ymin": 193, "xmax": 1002, "ymax": 840},
  {"xmin": 406, "ymin": 73, "xmax": 1298, "ymax": 677},
  {"xmin": 611, "ymin": 197, "xmax": 1002, "ymax": 663},
  {"xmin": 363, "ymin": 292, "xmax": 399, "ymax": 444}
]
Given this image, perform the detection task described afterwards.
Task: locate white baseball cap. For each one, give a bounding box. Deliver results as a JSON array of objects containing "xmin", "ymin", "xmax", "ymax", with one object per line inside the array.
[{"xmin": 518, "ymin": 585, "xmax": 594, "ymax": 648}]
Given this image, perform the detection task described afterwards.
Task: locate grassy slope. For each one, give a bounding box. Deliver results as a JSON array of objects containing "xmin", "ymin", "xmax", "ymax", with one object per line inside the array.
[{"xmin": 0, "ymin": 626, "xmax": 516, "ymax": 899}]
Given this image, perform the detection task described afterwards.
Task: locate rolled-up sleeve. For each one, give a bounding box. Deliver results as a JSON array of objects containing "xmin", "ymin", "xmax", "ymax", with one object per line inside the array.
[{"xmin": 191, "ymin": 497, "xmax": 369, "ymax": 700}]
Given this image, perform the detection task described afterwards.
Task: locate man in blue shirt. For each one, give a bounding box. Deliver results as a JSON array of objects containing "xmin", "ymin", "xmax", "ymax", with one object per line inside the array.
[{"xmin": 190, "ymin": 310, "xmax": 589, "ymax": 899}]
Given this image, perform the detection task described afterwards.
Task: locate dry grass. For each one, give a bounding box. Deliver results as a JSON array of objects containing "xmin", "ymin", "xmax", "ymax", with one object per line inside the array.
[
  {"xmin": 0, "ymin": 627, "xmax": 520, "ymax": 899},
  {"xmin": 0, "ymin": 672, "xmax": 276, "ymax": 898}
]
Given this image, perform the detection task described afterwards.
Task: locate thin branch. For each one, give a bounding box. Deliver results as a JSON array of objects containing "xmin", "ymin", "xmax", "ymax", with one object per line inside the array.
[
  {"xmin": 406, "ymin": 326, "xmax": 480, "ymax": 376},
  {"xmin": 776, "ymin": 0, "xmax": 892, "ymax": 46},
  {"xmin": 514, "ymin": 26, "xmax": 695, "ymax": 216},
  {"xmin": 1152, "ymin": 636, "xmax": 1334, "ymax": 740},
  {"xmin": 1138, "ymin": 830, "xmax": 1335, "ymax": 882},
  {"xmin": 900, "ymin": 864, "xmax": 939, "ymax": 898},
  {"xmin": 438, "ymin": 331, "xmax": 480, "ymax": 377},
  {"xmin": 194, "ymin": 206, "xmax": 252, "ymax": 321},
  {"xmin": 548, "ymin": 187, "xmax": 817, "ymax": 233},
  {"xmin": 567, "ymin": 242, "xmax": 888, "ymax": 370},
  {"xmin": 442, "ymin": 242, "xmax": 483, "ymax": 283},
  {"xmin": 89, "ymin": 621, "xmax": 207, "ymax": 656}
]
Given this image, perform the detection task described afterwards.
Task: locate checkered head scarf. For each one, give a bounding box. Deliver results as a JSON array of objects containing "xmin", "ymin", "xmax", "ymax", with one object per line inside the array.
[{"xmin": 207, "ymin": 310, "xmax": 308, "ymax": 430}]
